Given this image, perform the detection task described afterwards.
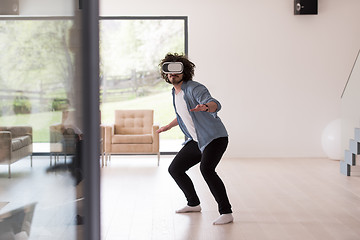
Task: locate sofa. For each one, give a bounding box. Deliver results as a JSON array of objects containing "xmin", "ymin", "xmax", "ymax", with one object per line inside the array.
[
  {"xmin": 103, "ymin": 109, "xmax": 160, "ymax": 165},
  {"xmin": 0, "ymin": 126, "xmax": 33, "ymax": 178}
]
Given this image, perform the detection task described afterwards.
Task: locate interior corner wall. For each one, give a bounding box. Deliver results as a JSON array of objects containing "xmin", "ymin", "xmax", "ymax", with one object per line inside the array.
[{"xmin": 100, "ymin": 0, "xmax": 360, "ymax": 158}]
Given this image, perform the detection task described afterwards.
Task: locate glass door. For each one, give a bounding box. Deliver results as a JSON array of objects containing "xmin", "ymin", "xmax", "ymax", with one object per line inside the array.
[{"xmin": 0, "ymin": 1, "xmax": 100, "ymax": 239}]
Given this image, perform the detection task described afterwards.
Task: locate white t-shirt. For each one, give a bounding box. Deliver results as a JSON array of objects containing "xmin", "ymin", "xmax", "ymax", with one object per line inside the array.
[{"xmin": 174, "ymin": 90, "xmax": 198, "ymax": 142}]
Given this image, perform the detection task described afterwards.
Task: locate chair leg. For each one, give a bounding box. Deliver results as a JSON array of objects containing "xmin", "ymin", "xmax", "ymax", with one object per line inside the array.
[
  {"xmin": 30, "ymin": 155, "xmax": 33, "ymax": 167},
  {"xmin": 101, "ymin": 152, "xmax": 105, "ymax": 167},
  {"xmin": 157, "ymin": 152, "xmax": 160, "ymax": 166},
  {"xmin": 8, "ymin": 164, "xmax": 11, "ymax": 178},
  {"xmin": 106, "ymin": 154, "xmax": 111, "ymax": 166}
]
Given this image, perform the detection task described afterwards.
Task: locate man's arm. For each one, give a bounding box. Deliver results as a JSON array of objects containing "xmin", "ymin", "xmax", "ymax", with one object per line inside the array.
[
  {"xmin": 192, "ymin": 84, "xmax": 222, "ymax": 113},
  {"xmin": 190, "ymin": 101, "xmax": 218, "ymax": 113},
  {"xmin": 156, "ymin": 118, "xmax": 178, "ymax": 133}
]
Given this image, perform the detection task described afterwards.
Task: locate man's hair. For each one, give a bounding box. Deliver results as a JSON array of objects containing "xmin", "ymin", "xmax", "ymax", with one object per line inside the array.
[{"xmin": 159, "ymin": 53, "xmax": 195, "ymax": 84}]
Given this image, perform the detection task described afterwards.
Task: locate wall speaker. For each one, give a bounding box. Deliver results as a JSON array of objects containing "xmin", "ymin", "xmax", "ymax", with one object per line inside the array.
[
  {"xmin": 294, "ymin": 0, "xmax": 318, "ymax": 15},
  {"xmin": 0, "ymin": 0, "xmax": 19, "ymax": 15}
]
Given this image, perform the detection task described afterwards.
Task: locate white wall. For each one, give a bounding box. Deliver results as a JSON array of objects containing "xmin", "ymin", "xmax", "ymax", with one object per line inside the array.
[
  {"xmin": 19, "ymin": 0, "xmax": 74, "ymax": 16},
  {"xmin": 341, "ymin": 50, "xmax": 360, "ymax": 160},
  {"xmin": 100, "ymin": 0, "xmax": 360, "ymax": 158}
]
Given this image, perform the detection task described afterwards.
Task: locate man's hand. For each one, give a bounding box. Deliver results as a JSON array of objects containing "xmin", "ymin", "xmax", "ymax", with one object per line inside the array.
[
  {"xmin": 156, "ymin": 125, "xmax": 171, "ymax": 134},
  {"xmin": 190, "ymin": 104, "xmax": 208, "ymax": 112}
]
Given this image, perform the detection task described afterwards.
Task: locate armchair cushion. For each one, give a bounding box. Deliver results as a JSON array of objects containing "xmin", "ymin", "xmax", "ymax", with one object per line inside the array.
[
  {"xmin": 112, "ymin": 134, "xmax": 153, "ymax": 144},
  {"xmin": 16, "ymin": 136, "xmax": 32, "ymax": 148},
  {"xmin": 114, "ymin": 110, "xmax": 153, "ymax": 134},
  {"xmin": 11, "ymin": 139, "xmax": 23, "ymax": 151}
]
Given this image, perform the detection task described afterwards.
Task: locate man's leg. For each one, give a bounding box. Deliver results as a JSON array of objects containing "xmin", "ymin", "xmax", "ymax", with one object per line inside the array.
[
  {"xmin": 200, "ymin": 137, "xmax": 233, "ymax": 224},
  {"xmin": 168, "ymin": 140, "xmax": 202, "ymax": 211}
]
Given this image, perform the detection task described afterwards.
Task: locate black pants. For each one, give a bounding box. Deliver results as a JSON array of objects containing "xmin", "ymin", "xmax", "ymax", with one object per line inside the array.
[{"xmin": 168, "ymin": 137, "xmax": 232, "ymax": 214}]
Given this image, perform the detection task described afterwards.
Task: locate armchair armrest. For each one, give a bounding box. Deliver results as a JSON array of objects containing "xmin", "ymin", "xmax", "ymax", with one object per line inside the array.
[
  {"xmin": 100, "ymin": 124, "xmax": 105, "ymax": 139},
  {"xmin": 152, "ymin": 124, "xmax": 159, "ymax": 134},
  {"xmin": 0, "ymin": 131, "xmax": 12, "ymax": 162},
  {"xmin": 49, "ymin": 123, "xmax": 64, "ymax": 143},
  {"xmin": 152, "ymin": 125, "xmax": 160, "ymax": 152},
  {"xmin": 103, "ymin": 124, "xmax": 115, "ymax": 152},
  {"xmin": 49, "ymin": 123, "xmax": 63, "ymax": 132},
  {"xmin": 100, "ymin": 124, "xmax": 105, "ymax": 150}
]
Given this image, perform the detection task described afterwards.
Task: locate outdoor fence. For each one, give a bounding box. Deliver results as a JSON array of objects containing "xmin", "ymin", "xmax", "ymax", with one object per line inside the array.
[{"xmin": 0, "ymin": 70, "xmax": 163, "ymax": 116}]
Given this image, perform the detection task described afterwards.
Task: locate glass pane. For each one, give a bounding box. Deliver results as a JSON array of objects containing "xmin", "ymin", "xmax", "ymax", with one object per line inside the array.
[
  {"xmin": 99, "ymin": 19, "xmax": 186, "ymax": 152},
  {"xmin": 0, "ymin": 7, "xmax": 84, "ymax": 240}
]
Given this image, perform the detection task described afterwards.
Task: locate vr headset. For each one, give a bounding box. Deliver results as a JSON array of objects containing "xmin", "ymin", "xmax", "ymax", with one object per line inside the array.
[{"xmin": 161, "ymin": 62, "xmax": 183, "ymax": 74}]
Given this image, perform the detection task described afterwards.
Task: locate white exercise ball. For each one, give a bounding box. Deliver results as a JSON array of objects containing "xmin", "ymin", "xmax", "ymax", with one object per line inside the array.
[{"xmin": 321, "ymin": 119, "xmax": 342, "ymax": 160}]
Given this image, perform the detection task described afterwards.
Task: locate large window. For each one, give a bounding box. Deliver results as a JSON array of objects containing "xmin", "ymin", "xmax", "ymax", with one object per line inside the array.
[
  {"xmin": 99, "ymin": 17, "xmax": 187, "ymax": 151},
  {"xmin": 0, "ymin": 19, "xmax": 75, "ymax": 144}
]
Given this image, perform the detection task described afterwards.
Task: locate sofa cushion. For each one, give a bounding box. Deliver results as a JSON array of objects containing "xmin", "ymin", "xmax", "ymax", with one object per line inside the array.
[
  {"xmin": 11, "ymin": 139, "xmax": 23, "ymax": 151},
  {"xmin": 112, "ymin": 134, "xmax": 153, "ymax": 144},
  {"xmin": 11, "ymin": 136, "xmax": 32, "ymax": 151},
  {"xmin": 18, "ymin": 135, "xmax": 32, "ymax": 146}
]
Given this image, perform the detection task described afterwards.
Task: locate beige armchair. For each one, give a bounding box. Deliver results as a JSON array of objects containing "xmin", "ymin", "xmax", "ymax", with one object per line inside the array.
[
  {"xmin": 104, "ymin": 110, "xmax": 160, "ymax": 166},
  {"xmin": 0, "ymin": 126, "xmax": 33, "ymax": 178}
]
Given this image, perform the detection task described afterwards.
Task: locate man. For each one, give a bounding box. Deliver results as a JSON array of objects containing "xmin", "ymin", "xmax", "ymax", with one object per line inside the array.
[{"xmin": 157, "ymin": 53, "xmax": 233, "ymax": 225}]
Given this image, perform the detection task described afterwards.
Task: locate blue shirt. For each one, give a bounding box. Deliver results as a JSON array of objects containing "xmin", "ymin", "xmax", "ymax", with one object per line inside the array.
[{"xmin": 172, "ymin": 81, "xmax": 228, "ymax": 152}]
